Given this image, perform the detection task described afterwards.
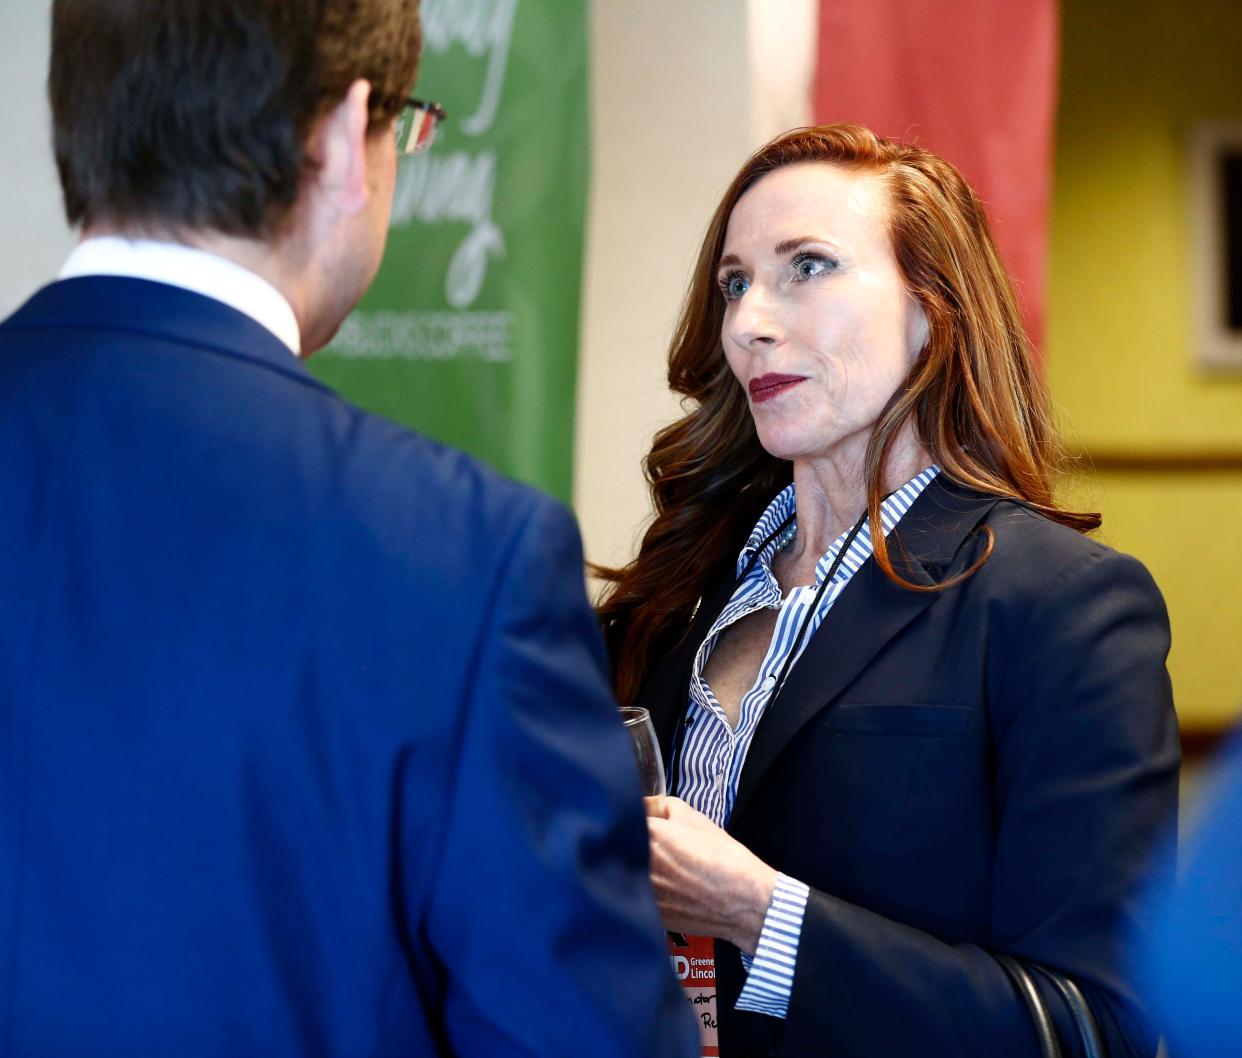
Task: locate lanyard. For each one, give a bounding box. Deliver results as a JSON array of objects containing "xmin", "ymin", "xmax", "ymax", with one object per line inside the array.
[
  {"xmin": 768, "ymin": 509, "xmax": 868, "ymax": 701},
  {"xmin": 668, "ymin": 507, "xmax": 869, "ymax": 797}
]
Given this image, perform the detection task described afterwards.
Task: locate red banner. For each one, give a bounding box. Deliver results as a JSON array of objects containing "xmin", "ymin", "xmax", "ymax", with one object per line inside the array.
[{"xmin": 814, "ymin": 0, "xmax": 1059, "ymax": 350}]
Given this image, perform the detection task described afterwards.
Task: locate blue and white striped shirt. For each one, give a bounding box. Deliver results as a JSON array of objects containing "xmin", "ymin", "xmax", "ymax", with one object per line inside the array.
[{"xmin": 676, "ymin": 466, "xmax": 940, "ymax": 1017}]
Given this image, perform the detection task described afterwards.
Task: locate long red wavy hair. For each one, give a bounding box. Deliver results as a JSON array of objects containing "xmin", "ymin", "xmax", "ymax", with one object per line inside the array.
[{"xmin": 596, "ymin": 124, "xmax": 1097, "ymax": 707}]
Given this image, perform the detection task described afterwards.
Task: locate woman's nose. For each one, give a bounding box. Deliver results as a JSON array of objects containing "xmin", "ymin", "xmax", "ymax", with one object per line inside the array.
[{"xmin": 727, "ymin": 286, "xmax": 783, "ymax": 350}]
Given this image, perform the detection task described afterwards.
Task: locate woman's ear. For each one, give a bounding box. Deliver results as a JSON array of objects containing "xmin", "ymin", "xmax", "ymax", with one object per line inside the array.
[{"xmin": 907, "ymin": 298, "xmax": 931, "ymax": 359}]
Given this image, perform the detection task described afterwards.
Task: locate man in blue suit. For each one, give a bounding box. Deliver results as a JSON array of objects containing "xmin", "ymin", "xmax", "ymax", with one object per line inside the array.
[{"xmin": 0, "ymin": 2, "xmax": 695, "ymax": 1055}]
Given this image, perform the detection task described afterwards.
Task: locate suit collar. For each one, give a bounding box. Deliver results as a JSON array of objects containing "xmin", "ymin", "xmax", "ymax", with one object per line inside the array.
[
  {"xmin": 886, "ymin": 472, "xmax": 1008, "ymax": 566},
  {"xmin": 728, "ymin": 474, "xmax": 1004, "ymax": 825},
  {"xmin": 59, "ymin": 237, "xmax": 302, "ymax": 355},
  {"xmin": 4, "ymin": 276, "xmax": 330, "ymax": 393},
  {"xmin": 633, "ymin": 475, "xmax": 1006, "ymax": 822}
]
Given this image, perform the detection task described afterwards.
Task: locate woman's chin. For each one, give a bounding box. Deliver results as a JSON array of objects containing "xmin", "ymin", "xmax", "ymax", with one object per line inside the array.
[
  {"xmin": 754, "ymin": 427, "xmax": 837, "ymax": 465},
  {"xmin": 756, "ymin": 439, "xmax": 817, "ymax": 464}
]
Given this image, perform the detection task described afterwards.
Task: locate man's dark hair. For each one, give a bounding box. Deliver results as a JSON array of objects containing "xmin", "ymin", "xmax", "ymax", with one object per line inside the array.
[{"xmin": 49, "ymin": 0, "xmax": 422, "ymax": 237}]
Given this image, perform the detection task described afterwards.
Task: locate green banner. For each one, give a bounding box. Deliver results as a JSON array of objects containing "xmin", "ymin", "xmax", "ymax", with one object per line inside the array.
[{"xmin": 312, "ymin": 0, "xmax": 588, "ymax": 502}]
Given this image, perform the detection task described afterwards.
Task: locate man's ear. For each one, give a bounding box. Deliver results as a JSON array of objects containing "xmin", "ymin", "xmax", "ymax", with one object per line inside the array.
[{"xmin": 307, "ymin": 79, "xmax": 374, "ymax": 216}]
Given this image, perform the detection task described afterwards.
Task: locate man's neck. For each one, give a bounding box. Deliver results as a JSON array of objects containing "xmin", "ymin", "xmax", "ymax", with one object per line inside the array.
[
  {"xmin": 73, "ymin": 225, "xmax": 309, "ymax": 355},
  {"xmin": 82, "ymin": 222, "xmax": 314, "ymax": 350}
]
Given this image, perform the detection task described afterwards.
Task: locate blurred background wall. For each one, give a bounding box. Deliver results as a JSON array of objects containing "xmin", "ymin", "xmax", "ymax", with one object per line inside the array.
[
  {"xmin": 574, "ymin": 0, "xmax": 752, "ymax": 579},
  {"xmin": 1049, "ymin": 0, "xmax": 1242, "ymax": 738},
  {"xmin": 0, "ymin": 4, "xmax": 74, "ymax": 312},
  {"xmin": 2, "ymin": 0, "xmax": 1239, "ymax": 749},
  {"xmin": 575, "ymin": 0, "xmax": 816, "ymax": 574}
]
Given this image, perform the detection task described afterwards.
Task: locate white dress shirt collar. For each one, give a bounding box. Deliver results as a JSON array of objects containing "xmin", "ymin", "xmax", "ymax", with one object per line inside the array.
[{"xmin": 59, "ymin": 236, "xmax": 302, "ymax": 356}]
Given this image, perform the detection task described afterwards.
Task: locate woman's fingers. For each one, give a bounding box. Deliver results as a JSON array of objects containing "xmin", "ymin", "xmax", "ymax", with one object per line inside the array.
[{"xmin": 646, "ymin": 814, "xmax": 779, "ymax": 953}]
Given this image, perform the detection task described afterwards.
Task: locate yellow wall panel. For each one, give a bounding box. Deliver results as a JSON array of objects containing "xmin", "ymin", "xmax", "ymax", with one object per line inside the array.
[{"xmin": 1048, "ymin": 0, "xmax": 1242, "ymax": 730}]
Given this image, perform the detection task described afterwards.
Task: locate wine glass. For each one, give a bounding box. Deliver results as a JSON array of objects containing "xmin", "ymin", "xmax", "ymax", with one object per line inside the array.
[
  {"xmin": 621, "ymin": 707, "xmax": 688, "ymax": 946},
  {"xmin": 620, "ymin": 706, "xmax": 666, "ymax": 798}
]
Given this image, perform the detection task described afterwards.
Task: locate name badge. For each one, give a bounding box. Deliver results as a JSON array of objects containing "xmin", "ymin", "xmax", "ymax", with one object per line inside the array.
[{"xmin": 668, "ymin": 933, "xmax": 718, "ymax": 1056}]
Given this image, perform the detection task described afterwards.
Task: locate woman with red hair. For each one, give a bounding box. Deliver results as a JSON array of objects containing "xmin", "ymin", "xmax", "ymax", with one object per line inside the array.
[{"xmin": 598, "ymin": 125, "xmax": 1178, "ymax": 1058}]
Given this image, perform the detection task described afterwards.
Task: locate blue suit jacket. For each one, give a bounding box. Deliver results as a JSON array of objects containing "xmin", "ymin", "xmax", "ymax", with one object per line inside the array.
[
  {"xmin": 1145, "ymin": 731, "xmax": 1242, "ymax": 1058},
  {"xmin": 0, "ymin": 277, "xmax": 696, "ymax": 1057},
  {"xmin": 632, "ymin": 478, "xmax": 1180, "ymax": 1057}
]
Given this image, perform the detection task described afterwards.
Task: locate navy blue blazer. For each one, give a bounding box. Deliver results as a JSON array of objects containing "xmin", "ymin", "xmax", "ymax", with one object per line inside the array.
[
  {"xmin": 0, "ymin": 277, "xmax": 696, "ymax": 1057},
  {"xmin": 634, "ymin": 477, "xmax": 1180, "ymax": 1058}
]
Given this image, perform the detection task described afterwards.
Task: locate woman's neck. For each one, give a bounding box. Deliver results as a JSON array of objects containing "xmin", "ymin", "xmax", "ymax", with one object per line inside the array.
[{"xmin": 779, "ymin": 422, "xmax": 932, "ymax": 583}]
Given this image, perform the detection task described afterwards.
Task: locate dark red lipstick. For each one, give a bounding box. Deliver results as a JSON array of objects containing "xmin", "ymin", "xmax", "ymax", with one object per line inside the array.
[{"xmin": 748, "ymin": 373, "xmax": 806, "ymax": 403}]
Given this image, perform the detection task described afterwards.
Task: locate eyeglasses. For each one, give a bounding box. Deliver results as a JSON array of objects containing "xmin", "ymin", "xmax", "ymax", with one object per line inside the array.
[{"xmin": 394, "ymin": 98, "xmax": 446, "ymax": 155}]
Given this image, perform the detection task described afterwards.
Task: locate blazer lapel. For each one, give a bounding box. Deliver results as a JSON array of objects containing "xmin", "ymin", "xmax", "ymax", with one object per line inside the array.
[
  {"xmin": 728, "ymin": 476, "xmax": 1004, "ymax": 828},
  {"xmin": 636, "ymin": 568, "xmax": 737, "ymax": 764}
]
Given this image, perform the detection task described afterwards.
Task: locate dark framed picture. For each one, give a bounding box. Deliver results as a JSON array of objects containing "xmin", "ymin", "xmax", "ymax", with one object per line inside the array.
[{"xmin": 1190, "ymin": 124, "xmax": 1242, "ymax": 372}]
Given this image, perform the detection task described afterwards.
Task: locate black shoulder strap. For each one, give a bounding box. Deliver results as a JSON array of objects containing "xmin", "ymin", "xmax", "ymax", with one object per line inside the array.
[{"xmin": 997, "ymin": 955, "xmax": 1104, "ymax": 1058}]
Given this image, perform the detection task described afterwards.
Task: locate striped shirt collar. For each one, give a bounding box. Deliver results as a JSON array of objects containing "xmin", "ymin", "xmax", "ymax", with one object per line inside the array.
[
  {"xmin": 738, "ymin": 466, "xmax": 942, "ymax": 585},
  {"xmin": 678, "ymin": 462, "xmax": 942, "ymax": 825}
]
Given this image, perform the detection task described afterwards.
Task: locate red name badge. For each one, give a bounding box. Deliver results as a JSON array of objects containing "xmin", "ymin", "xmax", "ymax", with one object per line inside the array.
[{"xmin": 668, "ymin": 933, "xmax": 718, "ymax": 1057}]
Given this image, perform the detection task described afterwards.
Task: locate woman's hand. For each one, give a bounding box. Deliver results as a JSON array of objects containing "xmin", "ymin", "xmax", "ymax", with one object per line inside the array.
[{"xmin": 645, "ymin": 796, "xmax": 779, "ymax": 955}]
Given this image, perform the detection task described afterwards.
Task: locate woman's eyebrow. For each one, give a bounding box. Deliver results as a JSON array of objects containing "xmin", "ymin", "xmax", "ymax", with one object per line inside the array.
[
  {"xmin": 773, "ymin": 235, "xmax": 831, "ymax": 255},
  {"xmin": 718, "ymin": 236, "xmax": 838, "ymax": 269}
]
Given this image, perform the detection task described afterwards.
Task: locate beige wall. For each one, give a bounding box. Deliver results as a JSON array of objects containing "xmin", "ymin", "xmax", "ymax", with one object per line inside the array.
[
  {"xmin": 574, "ymin": 0, "xmax": 815, "ymax": 575},
  {"xmin": 574, "ymin": 1, "xmax": 751, "ymax": 575},
  {"xmin": 0, "ymin": 2, "xmax": 74, "ymax": 316}
]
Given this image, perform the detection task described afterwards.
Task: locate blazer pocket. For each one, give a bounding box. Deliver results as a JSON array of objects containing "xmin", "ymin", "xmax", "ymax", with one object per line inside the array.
[{"xmin": 818, "ymin": 701, "xmax": 972, "ymax": 737}]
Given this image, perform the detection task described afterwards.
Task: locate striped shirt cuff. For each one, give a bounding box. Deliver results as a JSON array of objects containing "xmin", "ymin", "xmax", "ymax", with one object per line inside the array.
[{"xmin": 734, "ymin": 873, "xmax": 810, "ymax": 1018}]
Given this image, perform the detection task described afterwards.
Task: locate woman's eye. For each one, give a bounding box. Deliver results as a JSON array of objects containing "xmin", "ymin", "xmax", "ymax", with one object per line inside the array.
[
  {"xmin": 791, "ymin": 253, "xmax": 834, "ymax": 281},
  {"xmin": 719, "ymin": 272, "xmax": 750, "ymax": 301}
]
